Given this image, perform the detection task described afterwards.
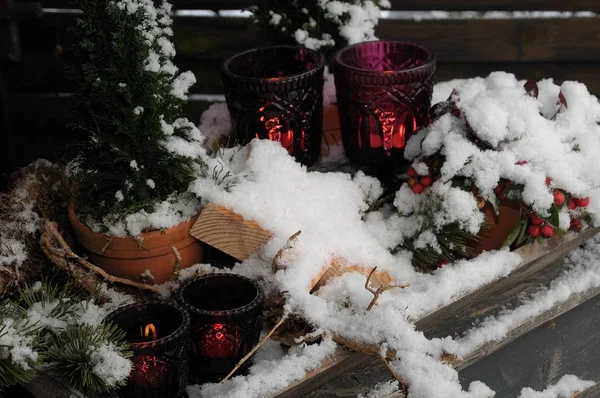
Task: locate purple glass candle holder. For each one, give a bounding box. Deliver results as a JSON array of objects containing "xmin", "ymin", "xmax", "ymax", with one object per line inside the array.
[
  {"xmin": 221, "ymin": 46, "xmax": 325, "ymax": 166},
  {"xmin": 178, "ymin": 273, "xmax": 265, "ymax": 383},
  {"xmin": 107, "ymin": 300, "xmax": 190, "ymax": 398},
  {"xmin": 333, "ymin": 41, "xmax": 436, "ymax": 169}
]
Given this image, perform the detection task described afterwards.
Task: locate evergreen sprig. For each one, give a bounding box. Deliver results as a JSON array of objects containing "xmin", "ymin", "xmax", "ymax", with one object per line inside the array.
[
  {"xmin": 250, "ymin": 0, "xmax": 391, "ymax": 60},
  {"xmin": 0, "ymin": 314, "xmax": 42, "ymax": 389},
  {"xmin": 46, "ymin": 323, "xmax": 132, "ymax": 394},
  {"xmin": 6, "ymin": 281, "xmax": 90, "ymax": 328},
  {"xmin": 69, "ymin": 0, "xmax": 204, "ymax": 227}
]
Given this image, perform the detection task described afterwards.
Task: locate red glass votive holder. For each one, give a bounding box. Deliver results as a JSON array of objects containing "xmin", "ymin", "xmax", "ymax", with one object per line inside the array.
[
  {"xmin": 178, "ymin": 273, "xmax": 265, "ymax": 383},
  {"xmin": 107, "ymin": 300, "xmax": 190, "ymax": 398},
  {"xmin": 221, "ymin": 46, "xmax": 325, "ymax": 166},
  {"xmin": 333, "ymin": 41, "xmax": 436, "ymax": 169}
]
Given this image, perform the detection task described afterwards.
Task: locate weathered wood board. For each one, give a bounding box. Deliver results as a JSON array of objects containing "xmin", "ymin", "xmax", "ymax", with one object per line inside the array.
[{"xmin": 274, "ymin": 228, "xmax": 600, "ymax": 397}]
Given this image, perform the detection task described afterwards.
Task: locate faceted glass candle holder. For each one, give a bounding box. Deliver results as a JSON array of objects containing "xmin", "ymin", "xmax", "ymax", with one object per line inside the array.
[
  {"xmin": 221, "ymin": 46, "xmax": 325, "ymax": 166},
  {"xmin": 107, "ymin": 301, "xmax": 190, "ymax": 398},
  {"xmin": 333, "ymin": 41, "xmax": 436, "ymax": 169},
  {"xmin": 178, "ymin": 273, "xmax": 265, "ymax": 383}
]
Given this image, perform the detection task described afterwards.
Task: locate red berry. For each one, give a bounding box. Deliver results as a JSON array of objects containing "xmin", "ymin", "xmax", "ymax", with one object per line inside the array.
[
  {"xmin": 540, "ymin": 225, "xmax": 555, "ymax": 238},
  {"xmin": 411, "ymin": 183, "xmax": 425, "ymax": 194},
  {"xmin": 545, "ymin": 177, "xmax": 552, "ymax": 186},
  {"xmin": 420, "ymin": 176, "xmax": 433, "ymax": 187},
  {"xmin": 407, "ymin": 167, "xmax": 417, "ymax": 178},
  {"xmin": 529, "ymin": 213, "xmax": 543, "ymax": 226},
  {"xmin": 573, "ymin": 197, "xmax": 590, "ymax": 207},
  {"xmin": 527, "ymin": 225, "xmax": 540, "ymax": 237},
  {"xmin": 437, "ymin": 260, "xmax": 448, "ymax": 268},
  {"xmin": 516, "ymin": 160, "xmax": 528, "ymax": 166},
  {"xmin": 569, "ymin": 219, "xmax": 583, "ymax": 232},
  {"xmin": 568, "ymin": 198, "xmax": 576, "ymax": 210},
  {"xmin": 553, "ymin": 190, "xmax": 566, "ymax": 206}
]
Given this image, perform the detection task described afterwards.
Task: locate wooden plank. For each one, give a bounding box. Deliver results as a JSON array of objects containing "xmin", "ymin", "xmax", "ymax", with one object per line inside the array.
[
  {"xmin": 275, "ymin": 229, "xmax": 600, "ymax": 397},
  {"xmin": 29, "ymin": 0, "xmax": 600, "ymax": 12},
  {"xmin": 190, "ymin": 202, "xmax": 273, "ymax": 261},
  {"xmin": 6, "ymin": 13, "xmax": 600, "ymax": 94},
  {"xmin": 459, "ymin": 290, "xmax": 600, "ymax": 397},
  {"xmin": 172, "ymin": 17, "xmax": 600, "ymax": 63},
  {"xmin": 388, "ymin": 0, "xmax": 600, "ymax": 11},
  {"xmin": 418, "ymin": 228, "xmax": 600, "ymax": 338}
]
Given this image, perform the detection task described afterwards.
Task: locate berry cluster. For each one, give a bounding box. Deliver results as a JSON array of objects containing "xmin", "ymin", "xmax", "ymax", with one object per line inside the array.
[{"xmin": 407, "ymin": 166, "xmax": 434, "ymax": 195}]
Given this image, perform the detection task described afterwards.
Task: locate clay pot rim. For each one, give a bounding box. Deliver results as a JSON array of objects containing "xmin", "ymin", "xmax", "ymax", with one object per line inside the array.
[
  {"xmin": 177, "ymin": 273, "xmax": 265, "ymax": 317},
  {"xmin": 106, "ymin": 299, "xmax": 191, "ymax": 350},
  {"xmin": 67, "ymin": 202, "xmax": 197, "ymax": 241}
]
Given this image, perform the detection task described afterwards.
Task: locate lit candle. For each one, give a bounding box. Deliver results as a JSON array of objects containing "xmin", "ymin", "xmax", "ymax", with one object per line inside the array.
[
  {"xmin": 333, "ymin": 40, "xmax": 436, "ymax": 170},
  {"xmin": 130, "ymin": 324, "xmax": 168, "ymax": 388},
  {"xmin": 107, "ymin": 301, "xmax": 190, "ymax": 398},
  {"xmin": 195, "ymin": 323, "xmax": 241, "ymax": 359},
  {"xmin": 179, "ymin": 273, "xmax": 264, "ymax": 383},
  {"xmin": 221, "ymin": 46, "xmax": 324, "ymax": 166}
]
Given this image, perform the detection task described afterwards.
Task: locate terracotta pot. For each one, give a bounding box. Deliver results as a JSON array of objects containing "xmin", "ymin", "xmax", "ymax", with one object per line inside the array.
[
  {"xmin": 470, "ymin": 200, "xmax": 522, "ymax": 256},
  {"xmin": 67, "ymin": 203, "xmax": 203, "ymax": 284}
]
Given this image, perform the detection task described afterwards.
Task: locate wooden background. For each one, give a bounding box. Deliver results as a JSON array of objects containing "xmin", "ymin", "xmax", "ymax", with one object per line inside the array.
[{"xmin": 2, "ymin": 0, "xmax": 600, "ymax": 189}]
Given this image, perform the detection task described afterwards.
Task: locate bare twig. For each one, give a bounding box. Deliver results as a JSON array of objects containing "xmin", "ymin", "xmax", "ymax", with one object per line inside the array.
[
  {"xmin": 41, "ymin": 219, "xmax": 159, "ymax": 293},
  {"xmin": 220, "ymin": 314, "xmax": 289, "ymax": 383},
  {"xmin": 272, "ymin": 230, "xmax": 301, "ymax": 273},
  {"xmin": 365, "ymin": 267, "xmax": 410, "ymax": 311},
  {"xmin": 171, "ymin": 246, "xmax": 181, "ymax": 280},
  {"xmin": 101, "ymin": 237, "xmax": 113, "ymax": 253}
]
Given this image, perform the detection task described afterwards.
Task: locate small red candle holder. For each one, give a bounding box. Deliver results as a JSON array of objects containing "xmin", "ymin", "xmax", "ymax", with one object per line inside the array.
[
  {"xmin": 221, "ymin": 46, "xmax": 325, "ymax": 166},
  {"xmin": 178, "ymin": 273, "xmax": 265, "ymax": 383},
  {"xmin": 333, "ymin": 41, "xmax": 436, "ymax": 169},
  {"xmin": 107, "ymin": 300, "xmax": 190, "ymax": 398}
]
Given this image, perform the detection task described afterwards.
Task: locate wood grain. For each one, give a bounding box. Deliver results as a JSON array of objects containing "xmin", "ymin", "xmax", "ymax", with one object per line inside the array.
[{"xmin": 190, "ymin": 202, "xmax": 272, "ymax": 261}]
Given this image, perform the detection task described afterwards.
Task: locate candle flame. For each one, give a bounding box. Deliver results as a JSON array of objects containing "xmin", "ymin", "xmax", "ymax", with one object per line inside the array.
[{"xmin": 143, "ymin": 323, "xmax": 157, "ymax": 341}]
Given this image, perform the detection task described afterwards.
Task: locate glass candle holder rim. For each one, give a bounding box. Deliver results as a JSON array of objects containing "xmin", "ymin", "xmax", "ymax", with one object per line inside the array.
[
  {"xmin": 106, "ymin": 299, "xmax": 190, "ymax": 350},
  {"xmin": 333, "ymin": 40, "xmax": 436, "ymax": 75},
  {"xmin": 221, "ymin": 45, "xmax": 326, "ymax": 83},
  {"xmin": 177, "ymin": 273, "xmax": 265, "ymax": 317}
]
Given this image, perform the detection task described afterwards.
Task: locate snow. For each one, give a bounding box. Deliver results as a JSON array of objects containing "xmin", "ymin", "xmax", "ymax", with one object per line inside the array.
[
  {"xmin": 517, "ymin": 374, "xmax": 595, "ymax": 398},
  {"xmin": 0, "ymin": 318, "xmax": 39, "ymax": 371},
  {"xmin": 129, "ymin": 160, "xmax": 139, "ymax": 171},
  {"xmin": 322, "ymin": 66, "xmax": 337, "ymax": 106},
  {"xmin": 198, "ymin": 102, "xmax": 232, "ymax": 146},
  {"xmin": 146, "ymin": 179, "xmax": 155, "ymax": 189},
  {"xmin": 90, "ymin": 342, "xmax": 132, "ymax": 387},
  {"xmin": 102, "ymin": 192, "xmax": 201, "ymax": 237},
  {"xmin": 359, "ymin": 380, "xmax": 401, "ymax": 398},
  {"xmin": 171, "ymin": 70, "xmax": 196, "ymax": 100},
  {"xmin": 190, "ymin": 337, "xmax": 337, "ymax": 398},
  {"xmin": 133, "ymin": 106, "xmax": 144, "ymax": 115},
  {"xmin": 180, "ymin": 73, "xmax": 600, "ymax": 397},
  {"xmin": 141, "ymin": 269, "xmax": 155, "ymax": 280}
]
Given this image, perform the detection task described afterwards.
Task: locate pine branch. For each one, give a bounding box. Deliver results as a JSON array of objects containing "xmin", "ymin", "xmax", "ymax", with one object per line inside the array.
[
  {"xmin": 46, "ymin": 323, "xmax": 132, "ymax": 394},
  {"xmin": 0, "ymin": 315, "xmax": 42, "ymax": 389}
]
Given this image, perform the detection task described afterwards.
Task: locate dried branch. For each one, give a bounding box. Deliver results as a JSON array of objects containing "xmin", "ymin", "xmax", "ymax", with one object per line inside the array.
[
  {"xmin": 221, "ymin": 313, "xmax": 289, "ymax": 383},
  {"xmin": 272, "ymin": 230, "xmax": 301, "ymax": 273},
  {"xmin": 365, "ymin": 267, "xmax": 410, "ymax": 310},
  {"xmin": 40, "ymin": 219, "xmax": 159, "ymax": 293},
  {"xmin": 171, "ymin": 246, "xmax": 181, "ymax": 280},
  {"xmin": 379, "ymin": 353, "xmax": 409, "ymax": 389}
]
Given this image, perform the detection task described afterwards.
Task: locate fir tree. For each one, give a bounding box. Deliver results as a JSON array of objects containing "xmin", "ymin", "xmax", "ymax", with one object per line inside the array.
[
  {"xmin": 250, "ymin": 0, "xmax": 391, "ymax": 59},
  {"xmin": 70, "ymin": 0, "xmax": 205, "ymax": 229}
]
